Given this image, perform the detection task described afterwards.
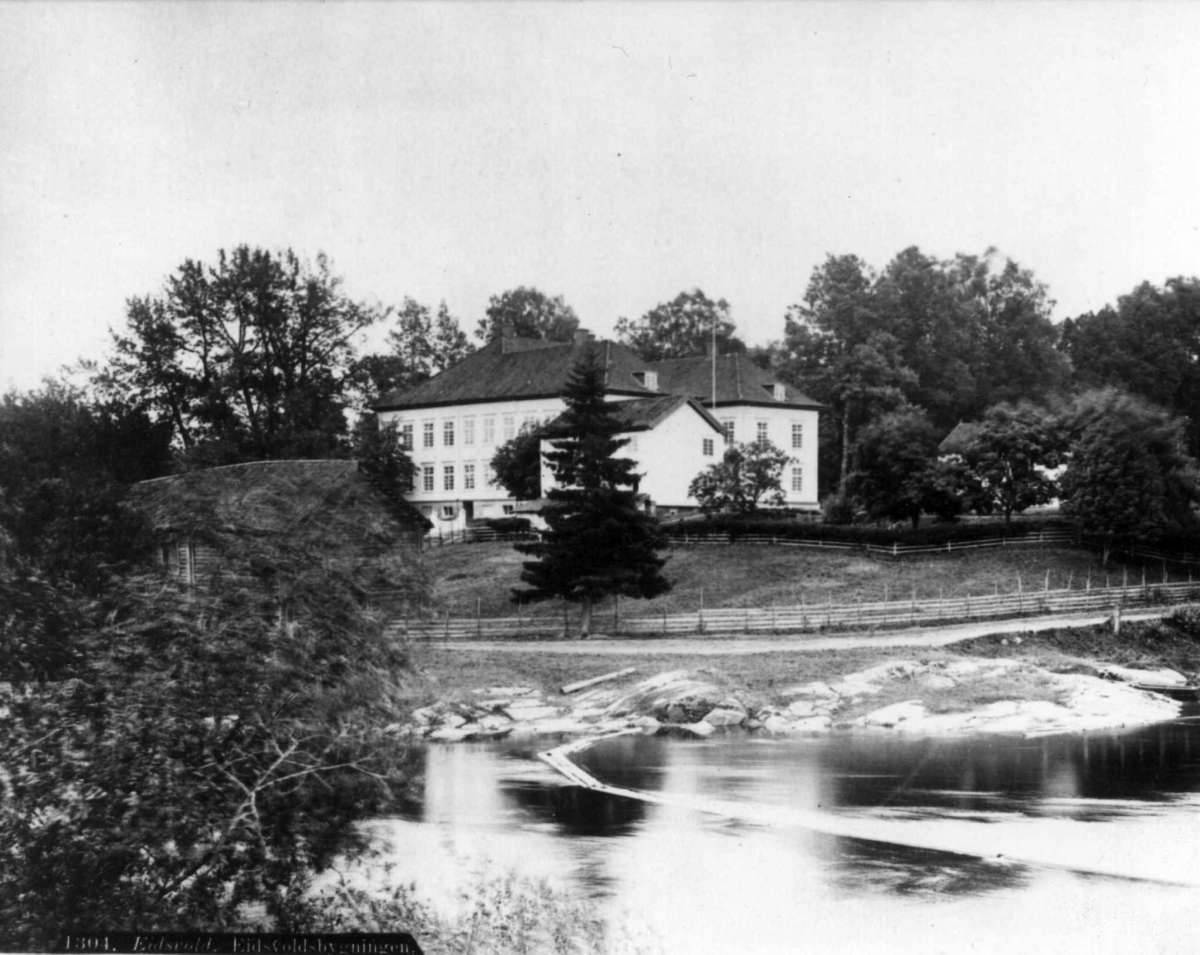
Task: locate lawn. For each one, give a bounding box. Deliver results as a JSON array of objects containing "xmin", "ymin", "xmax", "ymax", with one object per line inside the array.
[{"xmin": 421, "ymin": 539, "xmax": 1161, "ymax": 620}]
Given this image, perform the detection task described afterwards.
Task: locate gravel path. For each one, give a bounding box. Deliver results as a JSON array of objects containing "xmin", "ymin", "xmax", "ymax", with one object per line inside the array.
[{"xmin": 425, "ymin": 607, "xmax": 1177, "ymax": 655}]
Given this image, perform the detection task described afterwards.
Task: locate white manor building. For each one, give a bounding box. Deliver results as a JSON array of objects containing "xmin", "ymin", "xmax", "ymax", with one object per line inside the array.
[{"xmin": 373, "ymin": 331, "xmax": 821, "ymax": 535}]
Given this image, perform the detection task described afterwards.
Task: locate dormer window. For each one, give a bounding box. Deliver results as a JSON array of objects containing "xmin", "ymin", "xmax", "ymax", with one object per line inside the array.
[
  {"xmin": 773, "ymin": 383, "xmax": 786, "ymax": 401},
  {"xmin": 635, "ymin": 370, "xmax": 659, "ymax": 391}
]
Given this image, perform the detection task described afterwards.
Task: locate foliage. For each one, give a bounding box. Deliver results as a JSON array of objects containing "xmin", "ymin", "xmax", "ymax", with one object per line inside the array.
[
  {"xmin": 845, "ymin": 407, "xmax": 948, "ymax": 528},
  {"xmin": 352, "ymin": 299, "xmax": 472, "ymax": 403},
  {"xmin": 0, "ymin": 528, "xmax": 419, "ymax": 949},
  {"xmin": 352, "ymin": 413, "xmax": 417, "ymax": 512},
  {"xmin": 101, "ymin": 246, "xmax": 383, "ymax": 463},
  {"xmin": 1060, "ymin": 277, "xmax": 1200, "ymax": 455},
  {"xmin": 687, "ymin": 440, "xmax": 792, "ymax": 514},
  {"xmin": 480, "ymin": 516, "xmax": 533, "ymax": 534},
  {"xmin": 1059, "ymin": 389, "xmax": 1200, "ymax": 562},
  {"xmin": 515, "ymin": 353, "xmax": 670, "ymax": 636},
  {"xmin": 959, "ymin": 401, "xmax": 1064, "ymax": 524},
  {"xmin": 0, "ymin": 383, "xmax": 170, "ymax": 592},
  {"xmin": 489, "ymin": 423, "xmax": 547, "ymax": 500},
  {"xmin": 615, "ymin": 288, "xmax": 745, "ymax": 361},
  {"xmin": 475, "ymin": 287, "xmax": 580, "ymax": 343}
]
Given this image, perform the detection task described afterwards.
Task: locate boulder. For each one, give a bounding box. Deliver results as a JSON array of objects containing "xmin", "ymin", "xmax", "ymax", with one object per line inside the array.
[
  {"xmin": 861, "ymin": 700, "xmax": 927, "ymax": 728},
  {"xmin": 704, "ymin": 705, "xmax": 748, "ymax": 728}
]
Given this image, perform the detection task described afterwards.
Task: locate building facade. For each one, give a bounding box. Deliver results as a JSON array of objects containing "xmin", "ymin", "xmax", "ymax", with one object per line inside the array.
[{"xmin": 374, "ymin": 333, "xmax": 822, "ymax": 533}]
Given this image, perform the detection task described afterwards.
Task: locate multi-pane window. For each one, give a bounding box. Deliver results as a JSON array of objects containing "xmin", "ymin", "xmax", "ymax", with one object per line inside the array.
[
  {"xmin": 443, "ymin": 420, "xmax": 455, "ymax": 447},
  {"xmin": 463, "ymin": 463, "xmax": 476, "ymax": 490},
  {"xmin": 422, "ymin": 465, "xmax": 435, "ymax": 492},
  {"xmin": 399, "ymin": 423, "xmax": 413, "ymax": 450},
  {"xmin": 463, "ymin": 418, "xmax": 475, "ymax": 446},
  {"xmin": 482, "ymin": 417, "xmax": 496, "ymax": 445},
  {"xmin": 503, "ymin": 416, "xmax": 515, "ymax": 441},
  {"xmin": 791, "ymin": 422, "xmax": 804, "ymax": 449},
  {"xmin": 703, "ymin": 438, "xmax": 715, "ymax": 457},
  {"xmin": 422, "ymin": 421, "xmax": 435, "ymax": 448},
  {"xmin": 722, "ymin": 419, "xmax": 735, "ymax": 444},
  {"xmin": 791, "ymin": 467, "xmax": 803, "ymax": 493},
  {"xmin": 756, "ymin": 421, "xmax": 769, "ymax": 444},
  {"xmin": 443, "ymin": 464, "xmax": 455, "ymax": 491}
]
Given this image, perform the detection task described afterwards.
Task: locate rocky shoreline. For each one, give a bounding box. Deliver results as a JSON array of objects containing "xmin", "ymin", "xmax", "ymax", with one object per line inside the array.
[{"xmin": 401, "ymin": 657, "xmax": 1185, "ymax": 743}]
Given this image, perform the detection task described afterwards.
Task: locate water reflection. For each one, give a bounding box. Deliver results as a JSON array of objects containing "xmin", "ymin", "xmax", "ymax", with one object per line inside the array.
[{"xmin": 371, "ymin": 721, "xmax": 1200, "ymax": 954}]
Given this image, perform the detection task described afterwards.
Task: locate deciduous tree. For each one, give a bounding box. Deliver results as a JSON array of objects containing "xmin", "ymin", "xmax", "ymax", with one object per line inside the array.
[
  {"xmin": 475, "ymin": 286, "xmax": 580, "ymax": 342},
  {"xmin": 959, "ymin": 401, "xmax": 1063, "ymax": 525},
  {"xmin": 514, "ymin": 353, "xmax": 670, "ymax": 637},
  {"xmin": 489, "ymin": 423, "xmax": 546, "ymax": 501},
  {"xmin": 846, "ymin": 407, "xmax": 949, "ymax": 528},
  {"xmin": 615, "ymin": 288, "xmax": 744, "ymax": 361},
  {"xmin": 687, "ymin": 440, "xmax": 792, "ymax": 514}
]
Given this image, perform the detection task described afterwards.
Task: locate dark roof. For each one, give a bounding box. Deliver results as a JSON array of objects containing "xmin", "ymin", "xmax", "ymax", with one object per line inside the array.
[
  {"xmin": 545, "ymin": 395, "xmax": 724, "ymax": 436},
  {"xmin": 374, "ymin": 337, "xmax": 657, "ymax": 411},
  {"xmin": 644, "ymin": 353, "xmax": 822, "ymax": 409},
  {"xmin": 129, "ymin": 459, "xmax": 431, "ymax": 540}
]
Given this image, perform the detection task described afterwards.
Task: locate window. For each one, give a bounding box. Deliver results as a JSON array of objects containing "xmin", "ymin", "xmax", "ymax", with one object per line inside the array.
[
  {"xmin": 635, "ymin": 370, "xmax": 659, "ymax": 390},
  {"xmin": 774, "ymin": 383, "xmax": 786, "ymax": 401},
  {"xmin": 482, "ymin": 416, "xmax": 496, "ymax": 444},
  {"xmin": 791, "ymin": 467, "xmax": 803, "ymax": 493},
  {"xmin": 443, "ymin": 464, "xmax": 455, "ymax": 491},
  {"xmin": 791, "ymin": 422, "xmax": 804, "ymax": 449},
  {"xmin": 443, "ymin": 420, "xmax": 455, "ymax": 447},
  {"xmin": 422, "ymin": 465, "xmax": 435, "ymax": 492},
  {"xmin": 503, "ymin": 416, "xmax": 515, "ymax": 441},
  {"xmin": 439, "ymin": 504, "xmax": 457, "ymax": 520},
  {"xmin": 502, "ymin": 504, "xmax": 515, "ymax": 515},
  {"xmin": 463, "ymin": 418, "xmax": 475, "ymax": 446},
  {"xmin": 703, "ymin": 438, "xmax": 715, "ymax": 456},
  {"xmin": 756, "ymin": 421, "xmax": 769, "ymax": 444},
  {"xmin": 464, "ymin": 463, "xmax": 476, "ymax": 490},
  {"xmin": 399, "ymin": 423, "xmax": 413, "ymax": 450},
  {"xmin": 422, "ymin": 421, "xmax": 435, "ymax": 448},
  {"xmin": 722, "ymin": 419, "xmax": 735, "ymax": 444},
  {"xmin": 401, "ymin": 465, "xmax": 415, "ymax": 492}
]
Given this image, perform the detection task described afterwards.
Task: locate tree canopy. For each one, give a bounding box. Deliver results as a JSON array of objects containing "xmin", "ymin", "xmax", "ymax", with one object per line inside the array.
[
  {"xmin": 958, "ymin": 401, "xmax": 1064, "ymax": 525},
  {"xmin": 514, "ymin": 353, "xmax": 670, "ymax": 636},
  {"xmin": 489, "ymin": 423, "xmax": 547, "ymax": 501},
  {"xmin": 352, "ymin": 298, "xmax": 472, "ymax": 403},
  {"xmin": 845, "ymin": 407, "xmax": 954, "ymax": 528},
  {"xmin": 688, "ymin": 440, "xmax": 792, "ymax": 514},
  {"xmin": 474, "ymin": 286, "xmax": 580, "ymax": 342},
  {"xmin": 615, "ymin": 288, "xmax": 745, "ymax": 361},
  {"xmin": 100, "ymin": 246, "xmax": 384, "ymax": 465}
]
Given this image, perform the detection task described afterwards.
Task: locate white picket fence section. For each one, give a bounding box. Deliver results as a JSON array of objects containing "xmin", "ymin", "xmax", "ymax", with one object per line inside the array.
[{"xmin": 394, "ymin": 579, "xmax": 1200, "ymax": 641}]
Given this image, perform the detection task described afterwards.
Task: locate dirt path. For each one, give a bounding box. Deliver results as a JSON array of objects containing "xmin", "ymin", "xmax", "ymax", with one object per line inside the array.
[{"xmin": 425, "ymin": 607, "xmax": 1178, "ymax": 656}]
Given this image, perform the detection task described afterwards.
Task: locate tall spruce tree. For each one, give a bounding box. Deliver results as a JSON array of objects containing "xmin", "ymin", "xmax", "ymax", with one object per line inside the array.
[{"xmin": 514, "ymin": 352, "xmax": 670, "ymax": 637}]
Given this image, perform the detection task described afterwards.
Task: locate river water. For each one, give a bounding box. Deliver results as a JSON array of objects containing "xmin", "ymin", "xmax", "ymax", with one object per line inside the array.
[{"xmin": 365, "ymin": 720, "xmax": 1200, "ymax": 954}]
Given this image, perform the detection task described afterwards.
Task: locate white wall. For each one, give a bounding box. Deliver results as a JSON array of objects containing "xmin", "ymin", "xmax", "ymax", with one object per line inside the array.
[{"xmin": 710, "ymin": 405, "xmax": 820, "ymax": 507}]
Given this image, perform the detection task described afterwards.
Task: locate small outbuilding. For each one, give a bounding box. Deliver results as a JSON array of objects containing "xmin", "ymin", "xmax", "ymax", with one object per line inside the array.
[{"xmin": 128, "ymin": 459, "xmax": 431, "ymax": 611}]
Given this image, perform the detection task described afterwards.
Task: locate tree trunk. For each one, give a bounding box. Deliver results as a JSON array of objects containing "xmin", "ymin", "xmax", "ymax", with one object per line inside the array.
[
  {"xmin": 839, "ymin": 402, "xmax": 851, "ymax": 493},
  {"xmin": 579, "ymin": 597, "xmax": 592, "ymax": 639}
]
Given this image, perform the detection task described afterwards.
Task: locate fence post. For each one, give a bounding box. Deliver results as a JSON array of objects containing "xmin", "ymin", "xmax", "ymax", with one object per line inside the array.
[
  {"xmin": 699, "ymin": 588, "xmax": 705, "ymax": 634},
  {"xmin": 613, "ymin": 594, "xmax": 620, "ymax": 634},
  {"xmin": 443, "ymin": 610, "xmax": 450, "ymax": 641},
  {"xmin": 771, "ymin": 603, "xmax": 777, "ymax": 633},
  {"xmin": 476, "ymin": 598, "xmax": 481, "ymax": 639},
  {"xmin": 893, "ymin": 542, "xmax": 898, "ymax": 558},
  {"xmin": 662, "ymin": 607, "xmax": 667, "ymax": 636},
  {"xmin": 801, "ymin": 594, "xmax": 807, "ymax": 630},
  {"xmin": 1044, "ymin": 569, "xmax": 1050, "ymax": 593}
]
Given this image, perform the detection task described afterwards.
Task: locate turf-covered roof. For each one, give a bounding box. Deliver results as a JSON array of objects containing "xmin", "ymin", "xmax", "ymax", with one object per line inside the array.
[
  {"xmin": 373, "ymin": 337, "xmax": 658, "ymax": 411},
  {"xmin": 644, "ymin": 352, "xmax": 822, "ymax": 409},
  {"xmin": 129, "ymin": 459, "xmax": 431, "ymax": 544}
]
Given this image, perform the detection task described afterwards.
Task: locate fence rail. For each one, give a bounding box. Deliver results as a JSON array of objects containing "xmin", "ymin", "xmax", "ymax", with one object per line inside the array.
[
  {"xmin": 662, "ymin": 529, "xmax": 1079, "ymax": 558},
  {"xmin": 420, "ymin": 528, "xmax": 539, "ymax": 549},
  {"xmin": 393, "ymin": 579, "xmax": 1200, "ymax": 641}
]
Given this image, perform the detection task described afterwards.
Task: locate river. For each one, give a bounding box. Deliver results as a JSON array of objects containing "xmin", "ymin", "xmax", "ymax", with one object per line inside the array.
[{"xmin": 363, "ymin": 719, "xmax": 1200, "ymax": 953}]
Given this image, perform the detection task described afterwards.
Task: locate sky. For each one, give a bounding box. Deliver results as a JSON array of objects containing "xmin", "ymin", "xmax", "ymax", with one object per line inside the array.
[{"xmin": 3, "ymin": 1, "xmax": 1200, "ymax": 392}]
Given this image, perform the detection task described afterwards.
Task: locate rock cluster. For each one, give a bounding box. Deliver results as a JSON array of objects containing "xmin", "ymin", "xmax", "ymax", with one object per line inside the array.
[{"xmin": 400, "ymin": 658, "xmax": 1186, "ymax": 744}]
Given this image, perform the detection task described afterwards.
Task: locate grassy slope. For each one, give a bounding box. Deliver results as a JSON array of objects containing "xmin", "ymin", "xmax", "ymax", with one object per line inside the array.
[{"xmin": 424, "ymin": 540, "xmax": 1162, "ymax": 619}]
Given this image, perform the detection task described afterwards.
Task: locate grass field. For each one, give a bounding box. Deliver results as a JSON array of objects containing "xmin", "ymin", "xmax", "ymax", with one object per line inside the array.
[{"xmin": 422, "ymin": 539, "xmax": 1164, "ymax": 619}]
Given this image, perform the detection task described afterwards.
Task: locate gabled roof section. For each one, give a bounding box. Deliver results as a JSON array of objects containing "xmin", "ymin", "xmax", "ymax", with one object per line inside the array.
[
  {"xmin": 644, "ymin": 352, "xmax": 822, "ymax": 409},
  {"xmin": 373, "ymin": 336, "xmax": 657, "ymax": 411},
  {"xmin": 939, "ymin": 420, "xmax": 982, "ymax": 456},
  {"xmin": 543, "ymin": 394, "xmax": 723, "ymax": 437}
]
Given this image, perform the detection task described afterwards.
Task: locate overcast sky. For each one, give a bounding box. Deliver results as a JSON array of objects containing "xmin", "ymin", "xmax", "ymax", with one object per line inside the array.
[{"xmin": 3, "ymin": 2, "xmax": 1199, "ymax": 392}]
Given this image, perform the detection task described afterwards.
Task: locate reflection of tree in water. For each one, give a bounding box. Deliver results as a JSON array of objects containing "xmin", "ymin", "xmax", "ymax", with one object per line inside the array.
[
  {"xmin": 825, "ymin": 835, "xmax": 1031, "ymax": 897},
  {"xmin": 816, "ymin": 723, "xmax": 1200, "ymax": 818}
]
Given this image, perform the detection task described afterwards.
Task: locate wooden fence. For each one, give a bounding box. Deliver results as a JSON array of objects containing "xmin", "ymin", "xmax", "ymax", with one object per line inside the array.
[
  {"xmin": 393, "ymin": 578, "xmax": 1200, "ymax": 641},
  {"xmin": 420, "ymin": 527, "xmax": 539, "ymax": 550},
  {"xmin": 661, "ymin": 528, "xmax": 1079, "ymax": 558}
]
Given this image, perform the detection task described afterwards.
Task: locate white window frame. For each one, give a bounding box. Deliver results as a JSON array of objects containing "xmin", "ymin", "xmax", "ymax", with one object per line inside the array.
[
  {"xmin": 482, "ymin": 416, "xmax": 496, "ymax": 445},
  {"xmin": 422, "ymin": 421, "xmax": 435, "ymax": 449},
  {"xmin": 703, "ymin": 437, "xmax": 715, "ymax": 457},
  {"xmin": 463, "ymin": 462, "xmax": 476, "ymax": 490},
  {"xmin": 463, "ymin": 417, "xmax": 475, "ymax": 446},
  {"xmin": 756, "ymin": 421, "xmax": 769, "ymax": 444},
  {"xmin": 399, "ymin": 423, "xmax": 413, "ymax": 450},
  {"xmin": 792, "ymin": 422, "xmax": 804, "ymax": 449},
  {"xmin": 722, "ymin": 419, "xmax": 735, "ymax": 444},
  {"xmin": 443, "ymin": 419, "xmax": 455, "ymax": 447},
  {"xmin": 421, "ymin": 464, "xmax": 435, "ymax": 492},
  {"xmin": 443, "ymin": 463, "xmax": 455, "ymax": 492},
  {"xmin": 791, "ymin": 467, "xmax": 803, "ymax": 493},
  {"xmin": 503, "ymin": 416, "xmax": 515, "ymax": 441}
]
